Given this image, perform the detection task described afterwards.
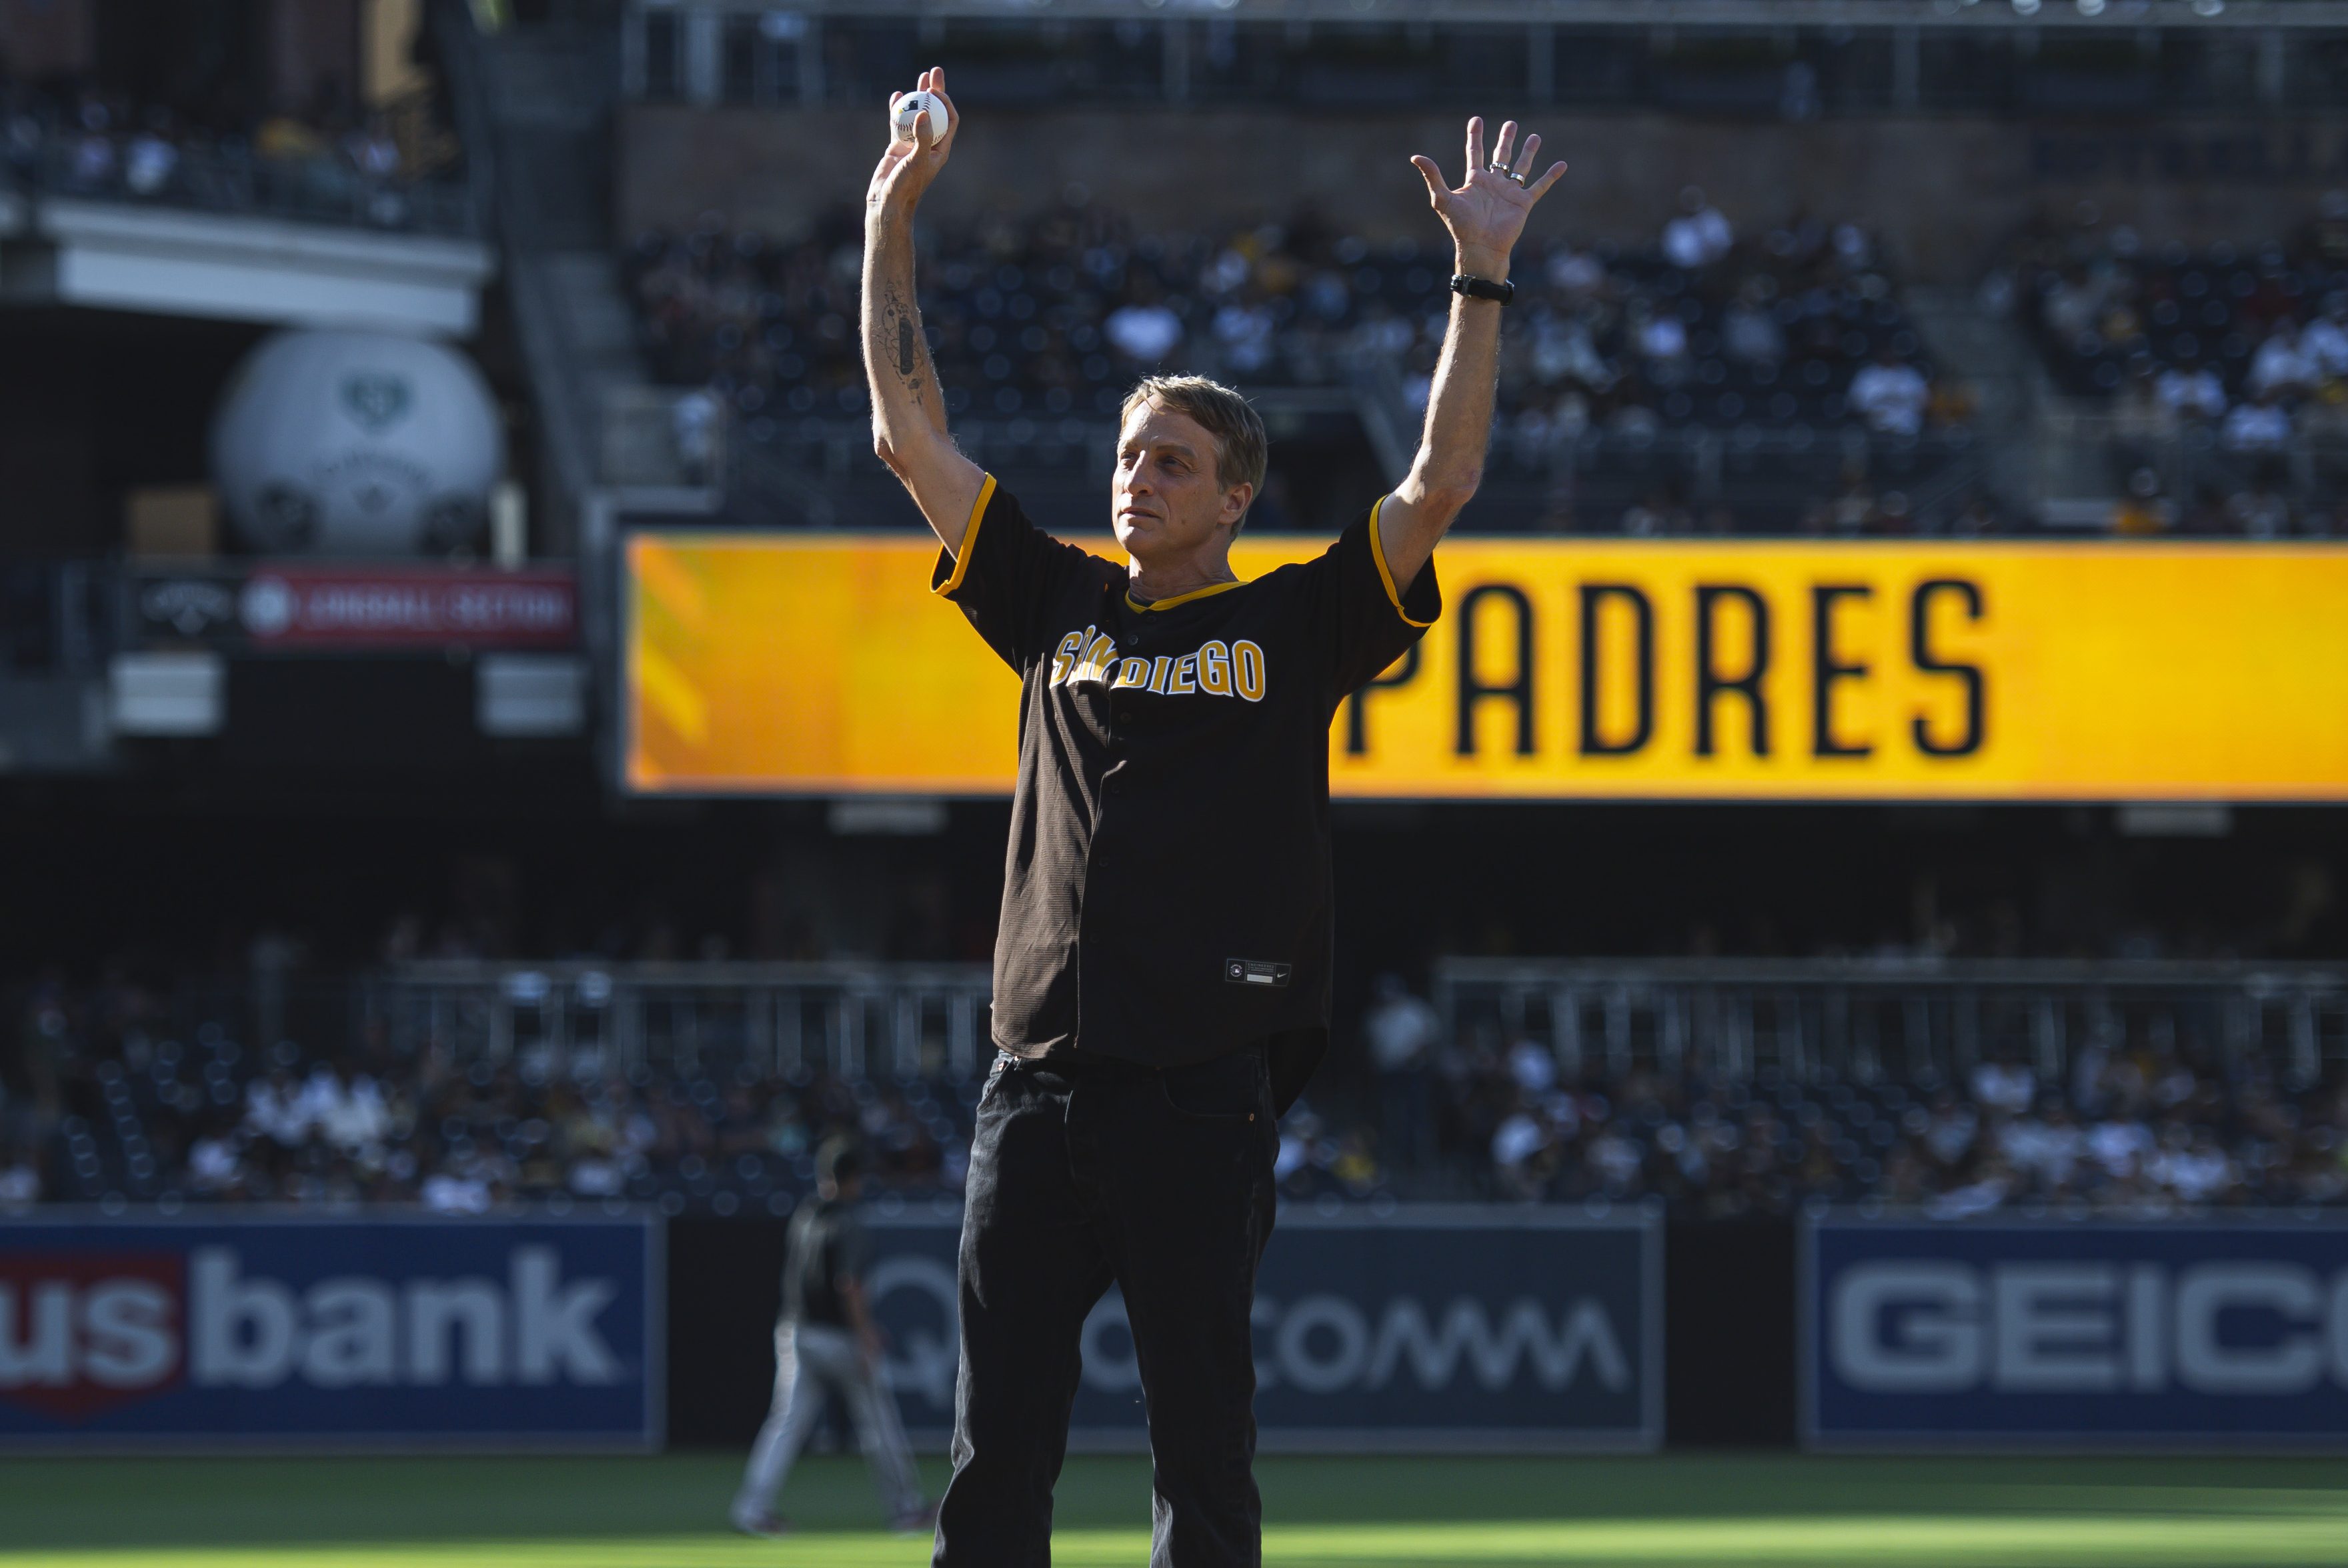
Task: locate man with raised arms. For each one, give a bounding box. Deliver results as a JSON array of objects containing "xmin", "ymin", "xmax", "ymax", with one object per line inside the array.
[{"xmin": 860, "ymin": 68, "xmax": 1565, "ymax": 1565}]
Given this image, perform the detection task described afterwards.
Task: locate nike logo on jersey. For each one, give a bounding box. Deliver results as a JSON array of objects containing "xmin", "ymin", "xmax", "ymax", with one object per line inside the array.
[{"xmin": 1048, "ymin": 627, "xmax": 1266, "ymax": 702}]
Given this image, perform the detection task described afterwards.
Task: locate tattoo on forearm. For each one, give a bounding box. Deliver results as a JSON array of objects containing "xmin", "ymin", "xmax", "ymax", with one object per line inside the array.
[
  {"xmin": 868, "ymin": 238, "xmax": 945, "ymax": 423},
  {"xmin": 880, "ymin": 285, "xmax": 932, "ymax": 399}
]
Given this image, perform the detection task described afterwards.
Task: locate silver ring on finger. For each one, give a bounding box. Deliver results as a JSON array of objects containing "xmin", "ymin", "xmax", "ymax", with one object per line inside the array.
[{"xmin": 1504, "ymin": 167, "xmax": 1530, "ymax": 187}]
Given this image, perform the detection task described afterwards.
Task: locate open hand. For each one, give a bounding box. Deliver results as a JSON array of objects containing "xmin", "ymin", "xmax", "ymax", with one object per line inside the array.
[
  {"xmin": 1410, "ymin": 117, "xmax": 1567, "ymax": 277},
  {"xmin": 868, "ymin": 67, "xmax": 960, "ymax": 219}
]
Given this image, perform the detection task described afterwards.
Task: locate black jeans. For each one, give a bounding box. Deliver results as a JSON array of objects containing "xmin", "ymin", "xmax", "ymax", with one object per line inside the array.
[{"xmin": 933, "ymin": 1045, "xmax": 1278, "ymax": 1568}]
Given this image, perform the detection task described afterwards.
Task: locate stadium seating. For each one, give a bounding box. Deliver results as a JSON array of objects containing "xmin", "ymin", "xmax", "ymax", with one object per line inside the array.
[
  {"xmin": 2010, "ymin": 231, "xmax": 2348, "ymax": 403},
  {"xmin": 1404, "ymin": 1049, "xmax": 2345, "ymax": 1218},
  {"xmin": 2001, "ymin": 215, "xmax": 2348, "ymax": 532},
  {"xmin": 7, "ymin": 987, "xmax": 978, "ymax": 1219},
  {"xmin": 0, "ymin": 71, "xmax": 470, "ymax": 235},
  {"xmin": 622, "ymin": 201, "xmax": 1976, "ymax": 535},
  {"xmin": 9, "ymin": 967, "xmax": 2340, "ymax": 1221}
]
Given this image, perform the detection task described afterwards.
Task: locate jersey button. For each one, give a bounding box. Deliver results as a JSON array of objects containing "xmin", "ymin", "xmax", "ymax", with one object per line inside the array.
[{"xmin": 1114, "ymin": 707, "xmax": 1133, "ymax": 725}]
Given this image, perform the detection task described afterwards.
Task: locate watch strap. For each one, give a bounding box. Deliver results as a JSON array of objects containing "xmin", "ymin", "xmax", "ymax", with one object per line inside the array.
[{"xmin": 1450, "ymin": 273, "xmax": 1515, "ymax": 305}]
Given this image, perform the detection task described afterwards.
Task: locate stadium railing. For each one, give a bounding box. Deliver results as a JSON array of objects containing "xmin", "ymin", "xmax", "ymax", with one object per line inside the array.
[
  {"xmin": 20, "ymin": 140, "xmax": 477, "ymax": 239},
  {"xmin": 2030, "ymin": 409, "xmax": 2348, "ymax": 530},
  {"xmin": 600, "ymin": 383, "xmax": 731, "ymax": 493},
  {"xmin": 1433, "ymin": 957, "xmax": 2348, "ymax": 1091},
  {"xmin": 1476, "ymin": 425, "xmax": 1988, "ymax": 533},
  {"xmin": 367, "ymin": 959, "xmax": 996, "ymax": 1082},
  {"xmin": 619, "ymin": 2, "xmax": 2348, "ymax": 118},
  {"xmin": 359, "ymin": 956, "xmax": 2348, "ymax": 1092},
  {"xmin": 722, "ymin": 411, "xmax": 1989, "ymax": 535},
  {"xmin": 20, "ymin": 957, "xmax": 2345, "ymax": 1211}
]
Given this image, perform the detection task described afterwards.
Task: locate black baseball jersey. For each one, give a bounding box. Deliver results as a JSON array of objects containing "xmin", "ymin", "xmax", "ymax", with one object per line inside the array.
[
  {"xmin": 934, "ymin": 473, "xmax": 1441, "ymax": 1070},
  {"xmin": 780, "ymin": 1193, "xmax": 868, "ymax": 1328}
]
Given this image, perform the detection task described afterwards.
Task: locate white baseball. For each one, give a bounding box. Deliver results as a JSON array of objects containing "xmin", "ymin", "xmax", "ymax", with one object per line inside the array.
[{"xmin": 892, "ymin": 90, "xmax": 949, "ymax": 144}]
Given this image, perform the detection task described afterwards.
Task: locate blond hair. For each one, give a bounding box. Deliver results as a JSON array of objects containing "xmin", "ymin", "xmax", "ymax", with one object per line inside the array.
[{"xmin": 1118, "ymin": 375, "xmax": 1268, "ymax": 533}]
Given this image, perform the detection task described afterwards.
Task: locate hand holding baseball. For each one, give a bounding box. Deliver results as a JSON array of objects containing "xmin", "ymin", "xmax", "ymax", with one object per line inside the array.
[
  {"xmin": 1410, "ymin": 117, "xmax": 1568, "ymax": 279},
  {"xmin": 868, "ymin": 67, "xmax": 960, "ymax": 219}
]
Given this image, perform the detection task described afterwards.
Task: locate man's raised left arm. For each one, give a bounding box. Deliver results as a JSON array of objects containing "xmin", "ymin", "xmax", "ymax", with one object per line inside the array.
[{"xmin": 1376, "ymin": 117, "xmax": 1568, "ymax": 589}]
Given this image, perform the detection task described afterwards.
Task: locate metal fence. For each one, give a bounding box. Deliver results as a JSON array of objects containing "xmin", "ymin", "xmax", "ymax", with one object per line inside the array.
[
  {"xmin": 1433, "ymin": 958, "xmax": 2348, "ymax": 1091},
  {"xmin": 19, "ymin": 139, "xmax": 475, "ymax": 238},
  {"xmin": 624, "ymin": 2, "xmax": 2348, "ymax": 117},
  {"xmin": 2033, "ymin": 410, "xmax": 2348, "ymax": 532},
  {"xmin": 363, "ymin": 960, "xmax": 995, "ymax": 1083},
  {"xmin": 34, "ymin": 959, "xmax": 2345, "ymax": 1096},
  {"xmin": 357, "ymin": 957, "xmax": 2348, "ymax": 1093},
  {"xmin": 1480, "ymin": 425, "xmax": 1988, "ymax": 532},
  {"xmin": 725, "ymin": 411, "xmax": 1989, "ymax": 534},
  {"xmin": 601, "ymin": 384, "xmax": 729, "ymax": 493}
]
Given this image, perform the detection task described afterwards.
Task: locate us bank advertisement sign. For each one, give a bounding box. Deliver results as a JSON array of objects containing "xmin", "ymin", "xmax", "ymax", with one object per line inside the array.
[
  {"xmin": 1804, "ymin": 1216, "xmax": 2348, "ymax": 1449},
  {"xmin": 866, "ymin": 1207, "xmax": 1660, "ymax": 1451},
  {"xmin": 0, "ymin": 1216, "xmax": 660, "ymax": 1449}
]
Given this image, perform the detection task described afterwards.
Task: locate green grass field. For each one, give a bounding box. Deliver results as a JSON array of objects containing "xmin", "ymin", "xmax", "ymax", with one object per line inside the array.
[{"xmin": 5, "ymin": 1453, "xmax": 2348, "ymax": 1567}]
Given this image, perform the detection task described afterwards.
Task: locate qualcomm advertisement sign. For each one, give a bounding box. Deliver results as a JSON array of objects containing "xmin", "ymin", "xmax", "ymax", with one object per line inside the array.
[
  {"xmin": 0, "ymin": 1217, "xmax": 660, "ymax": 1448},
  {"xmin": 866, "ymin": 1209, "xmax": 1660, "ymax": 1451},
  {"xmin": 1805, "ymin": 1217, "xmax": 2348, "ymax": 1447}
]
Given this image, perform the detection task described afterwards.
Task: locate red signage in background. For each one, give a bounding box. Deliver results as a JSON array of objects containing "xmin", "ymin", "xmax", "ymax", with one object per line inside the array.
[
  {"xmin": 0, "ymin": 1251, "xmax": 184, "ymax": 1423},
  {"xmin": 237, "ymin": 566, "xmax": 577, "ymax": 649}
]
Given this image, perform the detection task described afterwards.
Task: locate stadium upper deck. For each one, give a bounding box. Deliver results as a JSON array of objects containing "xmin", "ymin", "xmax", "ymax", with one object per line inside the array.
[
  {"xmin": 626, "ymin": 0, "xmax": 2348, "ymax": 120},
  {"xmin": 608, "ymin": 1, "xmax": 2348, "ymax": 534}
]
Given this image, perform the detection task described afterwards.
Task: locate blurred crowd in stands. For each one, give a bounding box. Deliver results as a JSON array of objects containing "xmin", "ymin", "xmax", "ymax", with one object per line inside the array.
[
  {"xmin": 626, "ymin": 187, "xmax": 1977, "ymax": 535},
  {"xmin": 1347, "ymin": 977, "xmax": 2348, "ymax": 1217},
  {"xmin": 8, "ymin": 959, "xmax": 2342, "ymax": 1223},
  {"xmin": 634, "ymin": 187, "xmax": 2348, "ymax": 538},
  {"xmin": 0, "ymin": 969, "xmax": 968, "ymax": 1218},
  {"xmin": 1995, "ymin": 197, "xmax": 2348, "ymax": 537},
  {"xmin": 0, "ymin": 65, "xmax": 461, "ymax": 230}
]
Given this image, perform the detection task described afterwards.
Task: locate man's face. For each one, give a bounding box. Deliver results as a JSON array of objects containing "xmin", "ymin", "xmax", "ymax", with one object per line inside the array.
[{"xmin": 1112, "ymin": 400, "xmax": 1252, "ymax": 564}]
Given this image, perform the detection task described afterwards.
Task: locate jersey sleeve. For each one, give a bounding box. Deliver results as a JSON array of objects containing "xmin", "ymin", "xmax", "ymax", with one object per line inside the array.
[
  {"xmin": 932, "ymin": 475, "xmax": 1098, "ymax": 671},
  {"xmin": 1302, "ymin": 495, "xmax": 1442, "ymax": 699}
]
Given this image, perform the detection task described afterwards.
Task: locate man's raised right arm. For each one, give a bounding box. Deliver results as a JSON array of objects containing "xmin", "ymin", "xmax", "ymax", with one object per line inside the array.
[{"xmin": 862, "ymin": 67, "xmax": 984, "ymax": 554}]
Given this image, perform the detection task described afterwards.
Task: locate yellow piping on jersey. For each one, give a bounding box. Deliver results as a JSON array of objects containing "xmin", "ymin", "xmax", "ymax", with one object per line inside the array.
[
  {"xmin": 1124, "ymin": 579, "xmax": 1244, "ymax": 614},
  {"xmin": 1368, "ymin": 496, "xmax": 1435, "ymax": 629},
  {"xmin": 932, "ymin": 473, "xmax": 998, "ymax": 596}
]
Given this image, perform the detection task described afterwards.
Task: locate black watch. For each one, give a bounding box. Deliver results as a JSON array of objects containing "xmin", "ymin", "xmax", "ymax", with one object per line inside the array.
[{"xmin": 1450, "ymin": 273, "xmax": 1515, "ymax": 306}]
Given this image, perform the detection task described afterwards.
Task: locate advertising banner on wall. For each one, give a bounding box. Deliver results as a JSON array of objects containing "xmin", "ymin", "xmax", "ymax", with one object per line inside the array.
[
  {"xmin": 131, "ymin": 565, "xmax": 577, "ymax": 651},
  {"xmin": 624, "ymin": 531, "xmax": 2348, "ymax": 801},
  {"xmin": 862, "ymin": 1207, "xmax": 1659, "ymax": 1451},
  {"xmin": 0, "ymin": 1215, "xmax": 661, "ymax": 1449},
  {"xmin": 1803, "ymin": 1215, "xmax": 2348, "ymax": 1449}
]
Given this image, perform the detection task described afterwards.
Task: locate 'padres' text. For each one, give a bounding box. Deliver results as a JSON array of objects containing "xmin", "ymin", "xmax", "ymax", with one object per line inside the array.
[
  {"xmin": 1048, "ymin": 627, "xmax": 1267, "ymax": 701},
  {"xmin": 626, "ymin": 535, "xmax": 2348, "ymax": 799}
]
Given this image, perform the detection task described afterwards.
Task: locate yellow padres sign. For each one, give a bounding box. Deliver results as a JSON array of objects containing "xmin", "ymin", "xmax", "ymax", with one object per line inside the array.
[{"xmin": 624, "ymin": 533, "xmax": 2348, "ymax": 801}]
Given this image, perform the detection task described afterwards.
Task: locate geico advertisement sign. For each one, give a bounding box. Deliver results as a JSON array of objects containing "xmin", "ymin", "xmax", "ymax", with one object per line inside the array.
[
  {"xmin": 0, "ymin": 1219, "xmax": 658, "ymax": 1447},
  {"xmin": 1831, "ymin": 1261, "xmax": 2348, "ymax": 1396},
  {"xmin": 866, "ymin": 1211, "xmax": 1659, "ymax": 1449},
  {"xmin": 1806, "ymin": 1219, "xmax": 2348, "ymax": 1446},
  {"xmin": 625, "ymin": 533, "xmax": 2348, "ymax": 801}
]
